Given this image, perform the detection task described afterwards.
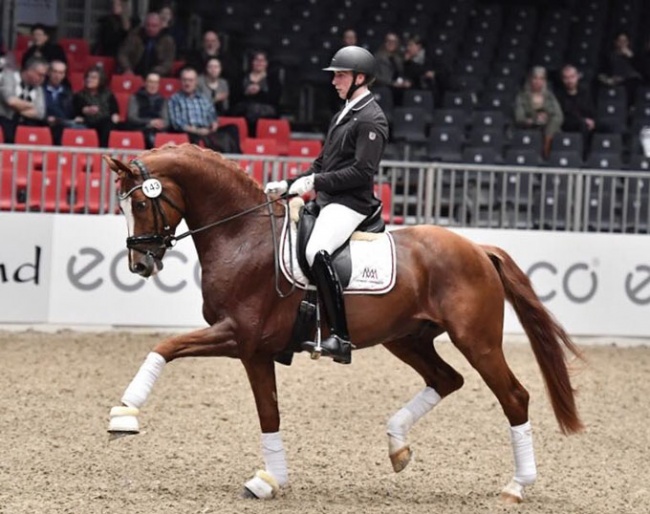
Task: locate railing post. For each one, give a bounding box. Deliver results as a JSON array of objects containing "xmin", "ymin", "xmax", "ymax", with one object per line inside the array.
[{"xmin": 573, "ymin": 171, "xmax": 583, "ymax": 231}]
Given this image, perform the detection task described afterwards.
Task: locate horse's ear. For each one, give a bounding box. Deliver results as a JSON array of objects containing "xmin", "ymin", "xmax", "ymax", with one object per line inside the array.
[{"xmin": 103, "ymin": 155, "xmax": 134, "ymax": 178}]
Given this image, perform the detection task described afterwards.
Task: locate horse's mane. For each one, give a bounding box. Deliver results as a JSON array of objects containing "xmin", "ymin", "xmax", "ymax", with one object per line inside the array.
[{"xmin": 140, "ymin": 143, "xmax": 265, "ymax": 197}]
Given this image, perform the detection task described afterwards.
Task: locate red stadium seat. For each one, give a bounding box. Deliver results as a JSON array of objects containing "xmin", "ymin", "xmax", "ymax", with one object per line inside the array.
[
  {"xmin": 114, "ymin": 92, "xmax": 131, "ymax": 121},
  {"xmin": 235, "ymin": 159, "xmax": 266, "ymax": 184},
  {"xmin": 11, "ymin": 49, "xmax": 25, "ymax": 68},
  {"xmin": 108, "ymin": 130, "xmax": 146, "ymax": 150},
  {"xmin": 61, "ymin": 128, "xmax": 101, "ymax": 172},
  {"xmin": 287, "ymin": 139, "xmax": 322, "ymax": 158},
  {"xmin": 85, "ymin": 55, "xmax": 116, "ymax": 80},
  {"xmin": 0, "ymin": 170, "xmax": 30, "ymax": 211},
  {"xmin": 1, "ymin": 150, "xmax": 38, "ymax": 177},
  {"xmin": 159, "ymin": 77, "xmax": 181, "ymax": 98},
  {"xmin": 14, "ymin": 126, "xmax": 53, "ymax": 170},
  {"xmin": 110, "ymin": 74, "xmax": 143, "ymax": 94},
  {"xmin": 171, "ymin": 60, "xmax": 186, "ymax": 76},
  {"xmin": 0, "ymin": 124, "xmax": 4, "ymax": 143},
  {"xmin": 15, "ymin": 34, "xmax": 31, "ymax": 51},
  {"xmin": 218, "ymin": 116, "xmax": 249, "ymax": 145},
  {"xmin": 69, "ymin": 172, "xmax": 115, "ymax": 214},
  {"xmin": 154, "ymin": 132, "xmax": 190, "ymax": 147},
  {"xmin": 60, "ymin": 38, "xmax": 90, "ymax": 72},
  {"xmin": 68, "ymin": 71, "xmax": 85, "ymax": 92},
  {"xmin": 256, "ymin": 118, "xmax": 291, "ymax": 155},
  {"xmin": 241, "ymin": 137, "xmax": 278, "ymax": 156}
]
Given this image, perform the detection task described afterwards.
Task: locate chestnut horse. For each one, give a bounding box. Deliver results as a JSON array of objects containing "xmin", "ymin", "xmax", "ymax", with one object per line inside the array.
[{"xmin": 104, "ymin": 144, "xmax": 583, "ymax": 503}]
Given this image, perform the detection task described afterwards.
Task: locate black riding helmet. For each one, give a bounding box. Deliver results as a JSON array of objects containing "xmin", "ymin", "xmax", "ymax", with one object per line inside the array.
[{"xmin": 323, "ymin": 45, "xmax": 376, "ymax": 99}]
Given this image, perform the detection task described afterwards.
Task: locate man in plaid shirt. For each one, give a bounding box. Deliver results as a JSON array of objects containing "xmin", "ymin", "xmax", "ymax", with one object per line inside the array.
[{"xmin": 168, "ymin": 66, "xmax": 218, "ymax": 144}]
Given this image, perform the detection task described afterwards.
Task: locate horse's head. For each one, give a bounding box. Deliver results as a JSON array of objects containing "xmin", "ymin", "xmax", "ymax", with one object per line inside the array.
[{"xmin": 104, "ymin": 154, "xmax": 185, "ymax": 278}]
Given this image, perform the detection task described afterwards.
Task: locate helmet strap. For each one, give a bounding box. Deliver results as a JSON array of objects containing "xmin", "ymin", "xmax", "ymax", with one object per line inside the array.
[{"xmin": 346, "ymin": 71, "xmax": 364, "ymax": 101}]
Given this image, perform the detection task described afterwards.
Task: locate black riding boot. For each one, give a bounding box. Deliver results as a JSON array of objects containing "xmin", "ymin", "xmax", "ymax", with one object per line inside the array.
[{"xmin": 306, "ymin": 250, "xmax": 352, "ymax": 364}]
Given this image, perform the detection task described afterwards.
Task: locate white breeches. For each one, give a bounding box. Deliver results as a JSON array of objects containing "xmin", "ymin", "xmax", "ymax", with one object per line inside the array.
[{"xmin": 305, "ymin": 203, "xmax": 366, "ymax": 267}]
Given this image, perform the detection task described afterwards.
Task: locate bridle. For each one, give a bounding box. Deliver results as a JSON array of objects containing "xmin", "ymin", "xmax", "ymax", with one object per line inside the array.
[
  {"xmin": 118, "ymin": 159, "xmax": 185, "ymax": 256},
  {"xmin": 119, "ymin": 159, "xmax": 297, "ymax": 296}
]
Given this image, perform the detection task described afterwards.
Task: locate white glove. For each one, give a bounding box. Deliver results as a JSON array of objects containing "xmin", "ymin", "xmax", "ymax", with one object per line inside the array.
[
  {"xmin": 264, "ymin": 180, "xmax": 288, "ymax": 195},
  {"xmin": 288, "ymin": 174, "xmax": 315, "ymax": 196}
]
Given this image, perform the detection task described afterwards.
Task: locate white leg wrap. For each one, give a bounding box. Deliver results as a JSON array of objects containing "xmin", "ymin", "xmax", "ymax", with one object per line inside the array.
[
  {"xmin": 509, "ymin": 421, "xmax": 537, "ymax": 486},
  {"xmin": 387, "ymin": 386, "xmax": 441, "ymax": 454},
  {"xmin": 121, "ymin": 352, "xmax": 166, "ymax": 409},
  {"xmin": 261, "ymin": 432, "xmax": 288, "ymax": 487},
  {"xmin": 244, "ymin": 470, "xmax": 279, "ymax": 499}
]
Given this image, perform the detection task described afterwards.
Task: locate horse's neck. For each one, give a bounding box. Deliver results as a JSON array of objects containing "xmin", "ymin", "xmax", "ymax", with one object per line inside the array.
[{"xmin": 177, "ymin": 162, "xmax": 279, "ymax": 271}]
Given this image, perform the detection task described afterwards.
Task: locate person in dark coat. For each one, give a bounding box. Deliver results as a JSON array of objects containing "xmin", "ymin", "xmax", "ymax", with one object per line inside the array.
[
  {"xmin": 264, "ymin": 46, "xmax": 389, "ymax": 365},
  {"xmin": 556, "ymin": 65, "xmax": 596, "ymax": 138},
  {"xmin": 44, "ymin": 60, "xmax": 77, "ymax": 144},
  {"xmin": 21, "ymin": 23, "xmax": 67, "ymax": 68},
  {"xmin": 93, "ymin": 0, "xmax": 139, "ymax": 58},
  {"xmin": 126, "ymin": 72, "xmax": 169, "ymax": 147},
  {"xmin": 73, "ymin": 66, "xmax": 120, "ymax": 147}
]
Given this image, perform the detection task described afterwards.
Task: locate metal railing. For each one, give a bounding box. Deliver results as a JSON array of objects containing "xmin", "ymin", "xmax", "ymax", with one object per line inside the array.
[{"xmin": 2, "ymin": 144, "xmax": 650, "ymax": 233}]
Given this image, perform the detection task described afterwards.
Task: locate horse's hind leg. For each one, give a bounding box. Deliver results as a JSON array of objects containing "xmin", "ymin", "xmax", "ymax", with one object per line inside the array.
[
  {"xmin": 383, "ymin": 327, "xmax": 464, "ymax": 473},
  {"xmin": 448, "ymin": 322, "xmax": 536, "ymax": 503}
]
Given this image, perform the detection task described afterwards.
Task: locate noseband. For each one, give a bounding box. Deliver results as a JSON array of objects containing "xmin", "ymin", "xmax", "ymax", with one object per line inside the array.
[{"xmin": 119, "ymin": 159, "xmax": 185, "ymax": 255}]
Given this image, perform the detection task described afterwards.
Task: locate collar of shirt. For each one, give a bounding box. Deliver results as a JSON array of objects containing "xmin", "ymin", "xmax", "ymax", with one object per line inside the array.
[{"xmin": 336, "ymin": 90, "xmax": 371, "ymax": 125}]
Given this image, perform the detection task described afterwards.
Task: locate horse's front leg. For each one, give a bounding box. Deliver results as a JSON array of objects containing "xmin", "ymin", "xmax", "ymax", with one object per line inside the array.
[
  {"xmin": 239, "ymin": 354, "xmax": 288, "ymax": 500},
  {"xmin": 108, "ymin": 319, "xmax": 238, "ymax": 437}
]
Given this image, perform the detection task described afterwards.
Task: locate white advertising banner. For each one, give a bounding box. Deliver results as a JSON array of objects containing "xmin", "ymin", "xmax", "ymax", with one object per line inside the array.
[
  {"xmin": 48, "ymin": 215, "xmax": 205, "ymax": 327},
  {"xmin": 0, "ymin": 213, "xmax": 53, "ymax": 322},
  {"xmin": 2, "ymin": 212, "xmax": 650, "ymax": 336},
  {"xmin": 453, "ymin": 228, "xmax": 650, "ymax": 337}
]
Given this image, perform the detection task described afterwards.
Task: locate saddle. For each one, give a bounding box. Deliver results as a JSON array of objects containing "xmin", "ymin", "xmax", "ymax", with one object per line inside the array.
[
  {"xmin": 275, "ymin": 200, "xmax": 385, "ymax": 367},
  {"xmin": 295, "ymin": 200, "xmax": 385, "ymax": 286}
]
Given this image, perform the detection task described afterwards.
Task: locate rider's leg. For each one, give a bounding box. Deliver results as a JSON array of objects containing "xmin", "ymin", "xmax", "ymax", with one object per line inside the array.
[{"xmin": 305, "ymin": 203, "xmax": 365, "ymax": 364}]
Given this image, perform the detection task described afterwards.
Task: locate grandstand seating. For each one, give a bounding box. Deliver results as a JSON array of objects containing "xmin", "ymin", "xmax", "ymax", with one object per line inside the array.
[
  {"xmin": 154, "ymin": 132, "xmax": 190, "ymax": 147},
  {"xmin": 108, "ymin": 130, "xmax": 146, "ymax": 150},
  {"xmin": 256, "ymin": 118, "xmax": 291, "ymax": 155}
]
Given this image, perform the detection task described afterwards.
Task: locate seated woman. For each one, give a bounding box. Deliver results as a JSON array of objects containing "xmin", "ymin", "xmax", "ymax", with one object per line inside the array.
[
  {"xmin": 514, "ymin": 66, "xmax": 563, "ymax": 158},
  {"xmin": 197, "ymin": 57, "xmax": 230, "ymax": 115},
  {"xmin": 231, "ymin": 51, "xmax": 281, "ymax": 134},
  {"xmin": 72, "ymin": 66, "xmax": 120, "ymax": 147}
]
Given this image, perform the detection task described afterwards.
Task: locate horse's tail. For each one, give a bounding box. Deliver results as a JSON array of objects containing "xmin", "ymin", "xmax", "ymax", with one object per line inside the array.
[{"xmin": 482, "ymin": 245, "xmax": 584, "ymax": 435}]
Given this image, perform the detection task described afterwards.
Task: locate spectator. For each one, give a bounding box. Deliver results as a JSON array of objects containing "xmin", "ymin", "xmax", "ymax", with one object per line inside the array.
[
  {"xmin": 73, "ymin": 66, "xmax": 120, "ymax": 147},
  {"xmin": 231, "ymin": 51, "xmax": 281, "ymax": 135},
  {"xmin": 44, "ymin": 60, "xmax": 77, "ymax": 144},
  {"xmin": 117, "ymin": 12, "xmax": 176, "ymax": 77},
  {"xmin": 556, "ymin": 65, "xmax": 596, "ymax": 139},
  {"xmin": 184, "ymin": 30, "xmax": 238, "ymax": 82},
  {"xmin": 514, "ymin": 66, "xmax": 564, "ymax": 158},
  {"xmin": 341, "ymin": 29, "xmax": 358, "ymax": 47},
  {"xmin": 197, "ymin": 57, "xmax": 229, "ymax": 115},
  {"xmin": 93, "ymin": 0, "xmax": 139, "ymax": 58},
  {"xmin": 374, "ymin": 32, "xmax": 406, "ymax": 88},
  {"xmin": 402, "ymin": 35, "xmax": 447, "ymax": 104},
  {"xmin": 21, "ymin": 23, "xmax": 67, "ymax": 68},
  {"xmin": 168, "ymin": 67, "xmax": 239, "ymax": 152},
  {"xmin": 600, "ymin": 33, "xmax": 642, "ymax": 99},
  {"xmin": 159, "ymin": 3, "xmax": 186, "ymax": 58},
  {"xmin": 0, "ymin": 57, "xmax": 48, "ymax": 143},
  {"xmin": 637, "ymin": 36, "xmax": 650, "ymax": 84},
  {"xmin": 126, "ymin": 72, "xmax": 169, "ymax": 148}
]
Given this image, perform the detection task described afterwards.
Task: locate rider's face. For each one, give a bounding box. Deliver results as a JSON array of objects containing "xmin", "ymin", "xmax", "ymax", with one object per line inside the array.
[{"xmin": 332, "ymin": 70, "xmax": 362, "ymax": 100}]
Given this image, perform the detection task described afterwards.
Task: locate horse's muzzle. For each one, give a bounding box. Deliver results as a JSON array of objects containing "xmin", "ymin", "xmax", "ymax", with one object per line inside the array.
[{"xmin": 130, "ymin": 253, "xmax": 164, "ymax": 277}]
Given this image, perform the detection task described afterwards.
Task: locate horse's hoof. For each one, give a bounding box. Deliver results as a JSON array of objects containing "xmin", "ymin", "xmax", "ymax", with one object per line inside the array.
[
  {"xmin": 500, "ymin": 479, "xmax": 524, "ymax": 503},
  {"xmin": 241, "ymin": 487, "xmax": 259, "ymax": 500},
  {"xmin": 389, "ymin": 446, "xmax": 412, "ymax": 473},
  {"xmin": 242, "ymin": 470, "xmax": 279, "ymax": 500},
  {"xmin": 108, "ymin": 406, "xmax": 140, "ymax": 435}
]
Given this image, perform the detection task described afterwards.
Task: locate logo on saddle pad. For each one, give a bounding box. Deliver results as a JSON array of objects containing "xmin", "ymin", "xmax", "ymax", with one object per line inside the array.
[{"xmin": 279, "ymin": 211, "xmax": 397, "ymax": 295}]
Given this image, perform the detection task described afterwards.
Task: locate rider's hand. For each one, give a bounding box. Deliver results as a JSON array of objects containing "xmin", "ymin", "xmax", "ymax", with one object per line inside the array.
[
  {"xmin": 264, "ymin": 180, "xmax": 288, "ymax": 195},
  {"xmin": 288, "ymin": 174, "xmax": 315, "ymax": 196}
]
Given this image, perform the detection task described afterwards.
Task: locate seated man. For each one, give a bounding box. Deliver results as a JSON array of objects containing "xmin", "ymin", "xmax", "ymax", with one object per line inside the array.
[
  {"xmin": 44, "ymin": 60, "xmax": 76, "ymax": 145},
  {"xmin": 126, "ymin": 72, "xmax": 169, "ymax": 148},
  {"xmin": 117, "ymin": 12, "xmax": 176, "ymax": 77},
  {"xmin": 0, "ymin": 57, "xmax": 48, "ymax": 143},
  {"xmin": 167, "ymin": 66, "xmax": 239, "ymax": 152},
  {"xmin": 555, "ymin": 65, "xmax": 596, "ymax": 138}
]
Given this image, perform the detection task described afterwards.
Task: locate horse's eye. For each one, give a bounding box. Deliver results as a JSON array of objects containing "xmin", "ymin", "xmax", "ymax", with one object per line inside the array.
[{"xmin": 134, "ymin": 200, "xmax": 148, "ymax": 212}]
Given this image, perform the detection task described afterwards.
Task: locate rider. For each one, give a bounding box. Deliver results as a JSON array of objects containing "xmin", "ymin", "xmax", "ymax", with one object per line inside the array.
[{"xmin": 265, "ymin": 46, "xmax": 389, "ymax": 364}]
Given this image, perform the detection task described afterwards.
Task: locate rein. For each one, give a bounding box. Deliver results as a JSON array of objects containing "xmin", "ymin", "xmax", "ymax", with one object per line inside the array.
[{"xmin": 121, "ymin": 158, "xmax": 298, "ymax": 297}]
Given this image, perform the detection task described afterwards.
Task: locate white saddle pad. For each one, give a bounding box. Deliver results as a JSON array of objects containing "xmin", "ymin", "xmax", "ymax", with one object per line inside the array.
[{"xmin": 279, "ymin": 213, "xmax": 397, "ymax": 295}]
